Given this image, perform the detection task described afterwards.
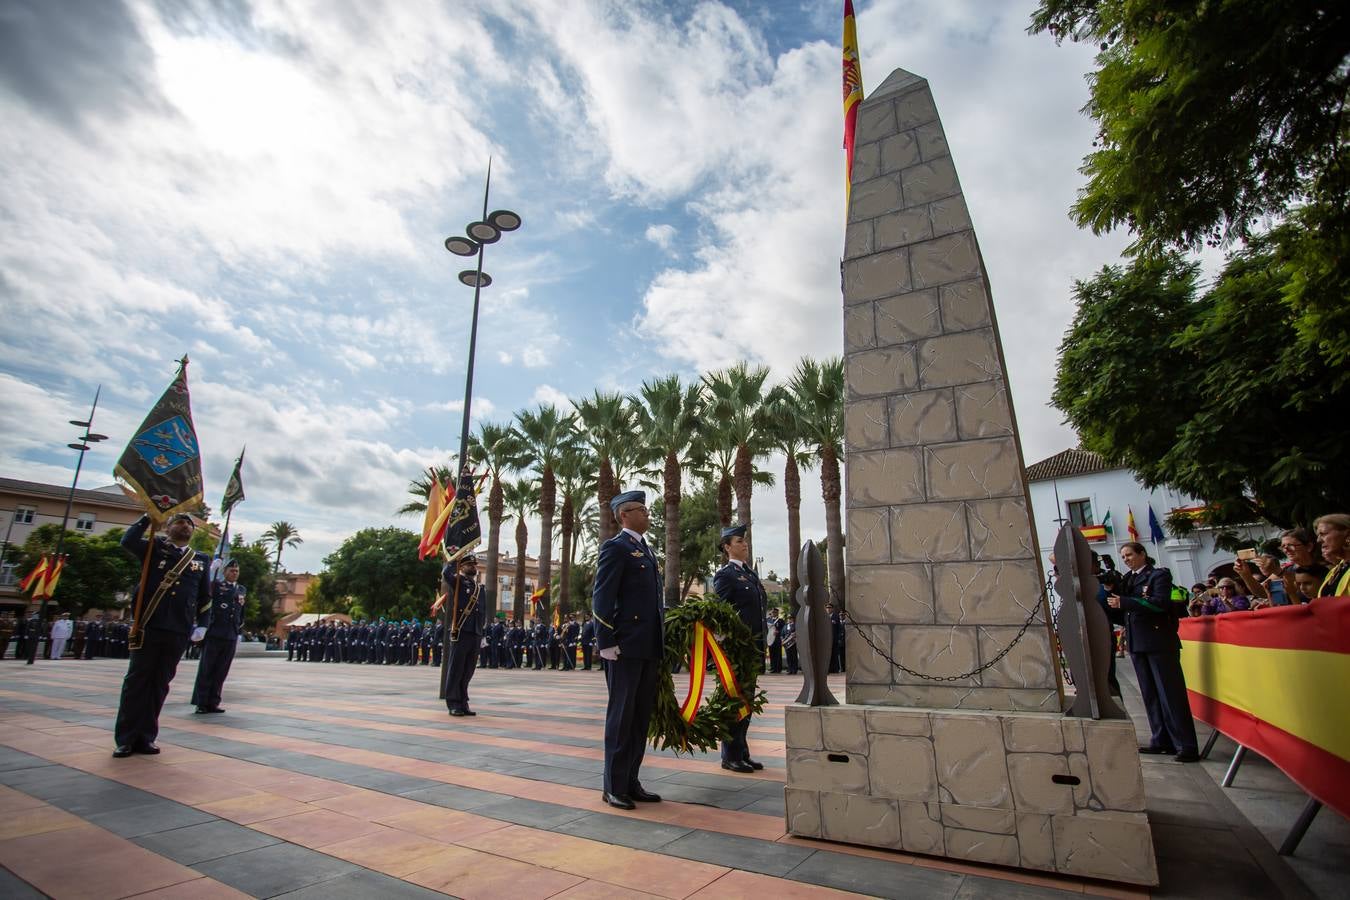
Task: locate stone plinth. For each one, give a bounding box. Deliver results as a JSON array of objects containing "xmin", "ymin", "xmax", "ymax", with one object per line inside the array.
[
  {"xmin": 785, "ymin": 705, "xmax": 1158, "ymax": 885},
  {"xmin": 786, "ymin": 66, "xmax": 1157, "ymax": 886}
]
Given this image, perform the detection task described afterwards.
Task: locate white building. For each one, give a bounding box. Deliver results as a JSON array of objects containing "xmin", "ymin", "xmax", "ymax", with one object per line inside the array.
[{"xmin": 1024, "ymin": 449, "xmax": 1277, "ymax": 589}]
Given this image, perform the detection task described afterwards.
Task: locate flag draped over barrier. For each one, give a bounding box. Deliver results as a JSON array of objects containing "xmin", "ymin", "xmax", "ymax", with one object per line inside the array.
[
  {"xmin": 1180, "ymin": 601, "xmax": 1350, "ymax": 819},
  {"xmin": 680, "ymin": 622, "xmax": 751, "ymax": 724}
]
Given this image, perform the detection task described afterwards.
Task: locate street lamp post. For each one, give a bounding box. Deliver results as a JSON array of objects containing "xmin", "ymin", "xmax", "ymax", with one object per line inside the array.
[
  {"xmin": 437, "ymin": 161, "xmax": 521, "ymax": 699},
  {"xmin": 27, "ymin": 387, "xmax": 108, "ymax": 664}
]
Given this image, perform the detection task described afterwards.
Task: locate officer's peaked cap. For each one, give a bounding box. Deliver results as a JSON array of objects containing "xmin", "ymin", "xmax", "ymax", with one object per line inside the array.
[
  {"xmin": 719, "ymin": 523, "xmax": 749, "ymax": 547},
  {"xmin": 610, "ymin": 489, "xmax": 645, "ymax": 512}
]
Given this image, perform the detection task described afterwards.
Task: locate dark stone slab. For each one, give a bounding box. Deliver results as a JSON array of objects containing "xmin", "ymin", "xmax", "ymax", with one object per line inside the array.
[
  {"xmin": 470, "ymin": 797, "xmax": 591, "ymax": 829},
  {"xmin": 0, "ymin": 747, "xmax": 50, "ymax": 772},
  {"xmin": 396, "ymin": 783, "xmax": 514, "ymax": 811},
  {"xmin": 661, "ymin": 829, "xmax": 815, "ymax": 877},
  {"xmin": 267, "ymin": 869, "xmax": 446, "ymax": 899},
  {"xmin": 194, "ymin": 842, "xmax": 357, "ymax": 898},
  {"xmin": 560, "ymin": 813, "xmax": 693, "ymax": 851},
  {"xmin": 85, "ymin": 800, "xmax": 217, "ymax": 837},
  {"xmin": 787, "ymin": 850, "xmax": 964, "ymax": 900},
  {"xmin": 134, "ymin": 819, "xmax": 282, "ymax": 864},
  {"xmin": 736, "ymin": 795, "xmax": 786, "ymax": 818},
  {"xmin": 0, "ymin": 864, "xmax": 44, "ymax": 898},
  {"xmin": 954, "ymin": 877, "xmax": 1081, "ymax": 899}
]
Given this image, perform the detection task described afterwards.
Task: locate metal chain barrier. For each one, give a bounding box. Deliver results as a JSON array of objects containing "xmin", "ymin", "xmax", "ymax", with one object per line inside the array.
[{"xmin": 841, "ymin": 593, "xmax": 1047, "ymax": 683}]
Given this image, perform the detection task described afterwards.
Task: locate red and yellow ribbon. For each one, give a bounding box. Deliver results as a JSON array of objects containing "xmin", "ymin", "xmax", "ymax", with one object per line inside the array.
[
  {"xmin": 680, "ymin": 622, "xmax": 751, "ymax": 723},
  {"xmin": 1179, "ymin": 599, "xmax": 1350, "ymax": 819}
]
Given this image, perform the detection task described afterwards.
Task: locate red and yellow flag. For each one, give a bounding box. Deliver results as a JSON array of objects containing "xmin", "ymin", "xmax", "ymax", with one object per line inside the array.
[
  {"xmin": 680, "ymin": 622, "xmax": 751, "ymax": 723},
  {"xmin": 842, "ymin": 0, "xmax": 865, "ymax": 200},
  {"xmin": 18, "ymin": 555, "xmax": 50, "ymax": 594},
  {"xmin": 430, "ymin": 590, "xmax": 447, "ymax": 617},
  {"xmin": 528, "ymin": 586, "xmax": 546, "ymax": 610},
  {"xmin": 418, "ymin": 473, "xmax": 453, "ymax": 560},
  {"xmin": 36, "ymin": 555, "xmax": 66, "ymax": 599},
  {"xmin": 1126, "ymin": 506, "xmax": 1140, "ymax": 543}
]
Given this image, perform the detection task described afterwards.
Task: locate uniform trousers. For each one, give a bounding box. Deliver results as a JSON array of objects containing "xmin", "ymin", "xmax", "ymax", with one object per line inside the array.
[
  {"xmin": 50, "ymin": 638, "xmax": 68, "ymax": 659},
  {"xmin": 114, "ymin": 629, "xmax": 189, "ymax": 749},
  {"xmin": 191, "ymin": 637, "xmax": 238, "ymax": 709},
  {"xmin": 602, "ymin": 655, "xmax": 659, "ymax": 796},
  {"xmin": 443, "ymin": 634, "xmax": 478, "ymax": 712},
  {"xmin": 1131, "ymin": 648, "xmax": 1198, "ymax": 753}
]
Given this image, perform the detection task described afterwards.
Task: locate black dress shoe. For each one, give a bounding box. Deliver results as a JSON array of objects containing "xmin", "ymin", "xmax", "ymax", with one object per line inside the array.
[
  {"xmin": 204, "ymin": 707, "xmax": 225, "ymax": 714},
  {"xmin": 602, "ymin": 791, "xmax": 635, "ymax": 810},
  {"xmin": 194, "ymin": 706, "xmax": 209, "ymax": 714},
  {"xmin": 462, "ymin": 709, "xmax": 477, "ymax": 716},
  {"xmin": 630, "ymin": 786, "xmax": 661, "ymax": 802},
  {"xmin": 721, "ymin": 760, "xmax": 754, "ymax": 773},
  {"xmin": 449, "ymin": 709, "xmax": 466, "ymax": 717},
  {"xmin": 1138, "ymin": 745, "xmax": 1175, "ymax": 755},
  {"xmin": 1173, "ymin": 750, "xmax": 1201, "ymax": 763},
  {"xmin": 745, "ymin": 759, "xmax": 765, "ymax": 770},
  {"xmin": 112, "ymin": 745, "xmax": 133, "ymax": 758},
  {"xmin": 136, "ymin": 743, "xmax": 161, "ymax": 755}
]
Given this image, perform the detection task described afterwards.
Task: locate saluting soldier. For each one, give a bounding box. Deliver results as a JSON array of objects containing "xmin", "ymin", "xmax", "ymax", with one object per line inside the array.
[
  {"xmin": 191, "ymin": 559, "xmax": 246, "ymax": 714},
  {"xmin": 713, "ymin": 524, "xmax": 767, "ymax": 773},
  {"xmin": 592, "ymin": 489, "xmax": 664, "ymax": 810},
  {"xmin": 113, "ymin": 514, "xmax": 211, "ymax": 758},
  {"xmin": 443, "ymin": 555, "xmax": 485, "ymax": 717}
]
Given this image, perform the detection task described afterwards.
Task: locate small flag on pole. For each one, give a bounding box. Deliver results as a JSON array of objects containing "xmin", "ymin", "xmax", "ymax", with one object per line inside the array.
[
  {"xmin": 36, "ymin": 555, "xmax": 65, "ymax": 600},
  {"xmin": 114, "ymin": 357, "xmax": 205, "ymax": 526},
  {"xmin": 1148, "ymin": 506, "xmax": 1166, "ymax": 544},
  {"xmin": 1101, "ymin": 509, "xmax": 1114, "ymax": 536},
  {"xmin": 418, "ymin": 472, "xmax": 451, "ymax": 560},
  {"xmin": 18, "ymin": 556, "xmax": 50, "ymax": 594},
  {"xmin": 842, "ymin": 0, "xmax": 864, "ymax": 201},
  {"xmin": 1127, "ymin": 507, "xmax": 1140, "ymax": 542}
]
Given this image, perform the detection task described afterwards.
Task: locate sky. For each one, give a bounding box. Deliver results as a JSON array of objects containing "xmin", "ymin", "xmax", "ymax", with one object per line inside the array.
[{"xmin": 0, "ymin": 0, "xmax": 1131, "ymax": 579}]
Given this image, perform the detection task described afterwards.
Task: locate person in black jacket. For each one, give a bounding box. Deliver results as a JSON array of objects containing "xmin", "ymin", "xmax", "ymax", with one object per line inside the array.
[
  {"xmin": 443, "ymin": 555, "xmax": 485, "ymax": 717},
  {"xmin": 1107, "ymin": 541, "xmax": 1199, "ymax": 762},
  {"xmin": 580, "ymin": 615, "xmax": 595, "ymax": 670},
  {"xmin": 713, "ymin": 524, "xmax": 767, "ymax": 773},
  {"xmin": 113, "ymin": 513, "xmax": 210, "ymax": 758},
  {"xmin": 191, "ymin": 559, "xmax": 246, "ymax": 714},
  {"xmin": 592, "ymin": 489, "xmax": 664, "ymax": 810}
]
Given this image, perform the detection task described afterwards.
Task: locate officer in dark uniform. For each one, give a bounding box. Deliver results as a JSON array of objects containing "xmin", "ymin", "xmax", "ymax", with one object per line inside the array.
[
  {"xmin": 1107, "ymin": 541, "xmax": 1199, "ymax": 761},
  {"xmin": 113, "ymin": 514, "xmax": 211, "ymax": 758},
  {"xmin": 580, "ymin": 615, "xmax": 595, "ymax": 670},
  {"xmin": 713, "ymin": 523, "xmax": 767, "ymax": 773},
  {"xmin": 826, "ymin": 603, "xmax": 844, "ymax": 673},
  {"xmin": 562, "ymin": 615, "xmax": 579, "ymax": 670},
  {"xmin": 432, "ymin": 618, "xmax": 444, "ymax": 667},
  {"xmin": 592, "ymin": 489, "xmax": 664, "ymax": 810},
  {"xmin": 191, "ymin": 559, "xmax": 246, "ymax": 714},
  {"xmin": 443, "ymin": 555, "xmax": 485, "ymax": 717}
]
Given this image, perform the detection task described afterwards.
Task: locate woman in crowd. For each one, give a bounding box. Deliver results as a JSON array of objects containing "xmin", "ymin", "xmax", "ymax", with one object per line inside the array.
[
  {"xmin": 1199, "ymin": 578, "xmax": 1253, "ymax": 616},
  {"xmin": 1314, "ymin": 514, "xmax": 1350, "ymax": 597}
]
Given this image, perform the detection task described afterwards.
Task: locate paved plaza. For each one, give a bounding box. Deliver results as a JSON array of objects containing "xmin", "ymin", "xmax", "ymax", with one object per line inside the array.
[{"xmin": 0, "ymin": 657, "xmax": 1341, "ymax": 898}]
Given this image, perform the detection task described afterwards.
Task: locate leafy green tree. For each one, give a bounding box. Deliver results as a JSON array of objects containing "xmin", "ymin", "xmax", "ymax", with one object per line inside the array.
[
  {"xmin": 575, "ymin": 391, "xmax": 637, "ymax": 545},
  {"xmin": 261, "ymin": 521, "xmax": 303, "ymax": 572},
  {"xmin": 704, "ymin": 363, "xmax": 773, "ymax": 559},
  {"xmin": 395, "ymin": 463, "xmax": 456, "ymax": 516},
  {"xmin": 301, "ymin": 574, "xmax": 348, "ymax": 614},
  {"xmin": 790, "ymin": 357, "xmax": 846, "ymax": 608},
  {"xmin": 321, "ymin": 527, "xmax": 441, "ymax": 621},
  {"xmin": 15, "ymin": 525, "xmax": 139, "ymax": 615},
  {"xmin": 515, "ymin": 405, "xmax": 579, "ymax": 623},
  {"xmin": 648, "ymin": 483, "xmax": 722, "ymax": 601},
  {"xmin": 634, "ymin": 375, "xmax": 704, "ymax": 607},
  {"xmin": 1053, "ymin": 250, "xmax": 1349, "ymax": 527}
]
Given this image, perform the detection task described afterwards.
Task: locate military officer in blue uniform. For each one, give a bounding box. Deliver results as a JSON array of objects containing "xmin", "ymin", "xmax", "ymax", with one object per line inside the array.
[
  {"xmin": 113, "ymin": 513, "xmax": 211, "ymax": 758},
  {"xmin": 443, "ymin": 554, "xmax": 485, "ymax": 717},
  {"xmin": 1107, "ymin": 541, "xmax": 1199, "ymax": 761},
  {"xmin": 580, "ymin": 614, "xmax": 596, "ymax": 670},
  {"xmin": 592, "ymin": 489, "xmax": 664, "ymax": 810},
  {"xmin": 191, "ymin": 559, "xmax": 246, "ymax": 714},
  {"xmin": 713, "ymin": 523, "xmax": 767, "ymax": 773}
]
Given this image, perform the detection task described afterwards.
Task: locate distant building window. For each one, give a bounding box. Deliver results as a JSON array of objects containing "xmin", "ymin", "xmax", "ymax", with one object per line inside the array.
[
  {"xmin": 1066, "ymin": 500, "xmax": 1094, "ymax": 529},
  {"xmin": 75, "ymin": 512, "xmax": 96, "ymax": 532},
  {"xmin": 0, "ymin": 563, "xmax": 16, "ymax": 587},
  {"xmin": 15, "ymin": 506, "xmax": 35, "ymax": 525}
]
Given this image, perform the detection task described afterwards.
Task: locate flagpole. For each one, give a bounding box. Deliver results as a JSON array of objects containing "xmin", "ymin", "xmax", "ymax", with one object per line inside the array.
[{"xmin": 27, "ymin": 387, "xmax": 106, "ymax": 664}]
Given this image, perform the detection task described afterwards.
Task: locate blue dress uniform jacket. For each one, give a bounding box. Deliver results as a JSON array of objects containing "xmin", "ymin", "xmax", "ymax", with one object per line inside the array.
[
  {"xmin": 205, "ymin": 581, "xmax": 246, "ymax": 641},
  {"xmin": 442, "ymin": 566, "xmax": 484, "ymax": 714},
  {"xmin": 713, "ymin": 560, "xmax": 767, "ymax": 764},
  {"xmin": 114, "ymin": 515, "xmax": 212, "ymax": 751},
  {"xmin": 192, "ymin": 579, "xmax": 246, "ymax": 710},
  {"xmin": 591, "ymin": 531, "xmax": 663, "ymax": 660},
  {"xmin": 1117, "ymin": 563, "xmax": 1198, "ymax": 754},
  {"xmin": 1117, "ymin": 564, "xmax": 1180, "ymax": 654}
]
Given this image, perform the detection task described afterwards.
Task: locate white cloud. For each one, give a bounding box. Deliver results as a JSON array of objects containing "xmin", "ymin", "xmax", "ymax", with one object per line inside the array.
[
  {"xmin": 426, "ymin": 398, "xmax": 496, "ymax": 417},
  {"xmin": 530, "ymin": 384, "xmax": 573, "ymax": 411},
  {"xmin": 497, "ymin": 351, "xmax": 514, "ymax": 365},
  {"xmin": 644, "ymin": 224, "xmax": 677, "ymax": 251}
]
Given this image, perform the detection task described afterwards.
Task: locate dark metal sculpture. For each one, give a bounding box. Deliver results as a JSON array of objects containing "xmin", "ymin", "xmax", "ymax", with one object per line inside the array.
[
  {"xmin": 1053, "ymin": 524, "xmax": 1126, "ymax": 719},
  {"xmin": 794, "ymin": 541, "xmax": 838, "ymax": 706}
]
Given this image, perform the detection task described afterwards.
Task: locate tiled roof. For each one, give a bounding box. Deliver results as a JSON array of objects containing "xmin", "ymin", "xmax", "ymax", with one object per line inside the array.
[
  {"xmin": 0, "ymin": 476, "xmax": 143, "ymax": 508},
  {"xmin": 1024, "ymin": 448, "xmax": 1118, "ymax": 482}
]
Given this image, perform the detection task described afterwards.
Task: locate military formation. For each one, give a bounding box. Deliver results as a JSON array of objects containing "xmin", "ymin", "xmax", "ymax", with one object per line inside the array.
[{"xmin": 283, "ymin": 611, "xmax": 597, "ymax": 671}]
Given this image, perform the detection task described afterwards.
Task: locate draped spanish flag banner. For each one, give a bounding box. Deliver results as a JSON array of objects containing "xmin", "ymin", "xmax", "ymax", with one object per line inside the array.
[
  {"xmin": 680, "ymin": 622, "xmax": 751, "ymax": 723},
  {"xmin": 1180, "ymin": 600, "xmax": 1350, "ymax": 819},
  {"xmin": 842, "ymin": 0, "xmax": 864, "ymax": 201}
]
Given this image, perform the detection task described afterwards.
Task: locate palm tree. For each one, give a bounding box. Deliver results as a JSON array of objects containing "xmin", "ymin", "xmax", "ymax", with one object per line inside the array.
[
  {"xmin": 552, "ymin": 447, "xmax": 596, "ymax": 619},
  {"xmin": 789, "ymin": 357, "xmax": 846, "ymax": 607},
  {"xmin": 575, "ymin": 391, "xmax": 637, "ymax": 545},
  {"xmin": 501, "ymin": 479, "xmax": 540, "ymax": 622},
  {"xmin": 515, "ymin": 404, "xmax": 579, "ymax": 626},
  {"xmin": 469, "ymin": 423, "xmax": 525, "ymax": 621},
  {"xmin": 703, "ymin": 363, "xmax": 771, "ymax": 561},
  {"xmin": 758, "ymin": 385, "xmax": 815, "ymax": 599},
  {"xmin": 395, "ymin": 463, "xmax": 456, "ymax": 516},
  {"xmin": 261, "ymin": 521, "xmax": 303, "ymax": 573},
  {"xmin": 635, "ymin": 374, "xmax": 704, "ymax": 607}
]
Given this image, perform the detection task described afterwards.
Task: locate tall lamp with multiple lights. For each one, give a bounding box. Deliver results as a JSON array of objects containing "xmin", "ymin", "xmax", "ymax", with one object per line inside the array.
[
  {"xmin": 437, "ymin": 163, "xmax": 521, "ymax": 698},
  {"xmin": 27, "ymin": 388, "xmax": 108, "ymax": 664}
]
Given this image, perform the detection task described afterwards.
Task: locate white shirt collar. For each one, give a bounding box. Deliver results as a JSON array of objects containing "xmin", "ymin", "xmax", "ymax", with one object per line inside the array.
[
  {"xmin": 622, "ymin": 527, "xmax": 646, "ymax": 543},
  {"xmin": 727, "ymin": 558, "xmax": 748, "ymax": 569}
]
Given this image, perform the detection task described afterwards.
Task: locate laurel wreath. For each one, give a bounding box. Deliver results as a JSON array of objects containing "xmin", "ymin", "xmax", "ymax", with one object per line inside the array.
[{"xmin": 650, "ymin": 598, "xmax": 768, "ymax": 754}]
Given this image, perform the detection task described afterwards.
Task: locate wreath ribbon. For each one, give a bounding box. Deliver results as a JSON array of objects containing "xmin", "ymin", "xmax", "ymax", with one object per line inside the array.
[{"xmin": 680, "ymin": 621, "xmax": 751, "ymax": 723}]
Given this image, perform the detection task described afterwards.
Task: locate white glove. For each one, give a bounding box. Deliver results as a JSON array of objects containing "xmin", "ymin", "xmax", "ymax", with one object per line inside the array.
[
  {"xmin": 190, "ymin": 626, "xmax": 207, "ymax": 643},
  {"xmin": 599, "ymin": 645, "xmax": 619, "ymax": 661}
]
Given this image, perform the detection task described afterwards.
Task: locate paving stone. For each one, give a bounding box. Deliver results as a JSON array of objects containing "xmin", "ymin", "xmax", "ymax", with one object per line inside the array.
[
  {"xmin": 85, "ymin": 799, "xmax": 218, "ymax": 837},
  {"xmin": 395, "ymin": 783, "xmax": 513, "ymax": 811},
  {"xmin": 787, "ymin": 849, "xmax": 963, "ymax": 899},
  {"xmin": 134, "ymin": 819, "xmax": 282, "ymax": 864},
  {"xmin": 269, "ymin": 868, "xmax": 447, "ymax": 899},
  {"xmin": 194, "ymin": 841, "xmax": 358, "ymax": 897},
  {"xmin": 561, "ymin": 813, "xmax": 693, "ymax": 852},
  {"xmin": 662, "ymin": 829, "xmax": 815, "ymax": 877},
  {"xmin": 469, "ymin": 797, "xmax": 591, "ymax": 829}
]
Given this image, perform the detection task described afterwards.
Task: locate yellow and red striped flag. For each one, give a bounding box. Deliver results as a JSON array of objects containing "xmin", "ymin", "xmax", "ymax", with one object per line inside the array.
[
  {"xmin": 418, "ymin": 473, "xmax": 452, "ymax": 560},
  {"xmin": 842, "ymin": 0, "xmax": 865, "ymax": 201},
  {"xmin": 36, "ymin": 555, "xmax": 66, "ymax": 599},
  {"xmin": 18, "ymin": 555, "xmax": 49, "ymax": 594},
  {"xmin": 1127, "ymin": 506, "xmax": 1140, "ymax": 542}
]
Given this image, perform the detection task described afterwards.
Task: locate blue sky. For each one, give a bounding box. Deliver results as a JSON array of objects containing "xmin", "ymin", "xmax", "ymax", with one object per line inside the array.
[{"xmin": 0, "ymin": 1, "xmax": 1126, "ymax": 577}]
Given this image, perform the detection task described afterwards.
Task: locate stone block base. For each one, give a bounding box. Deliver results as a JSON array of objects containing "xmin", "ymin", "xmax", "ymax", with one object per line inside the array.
[{"xmin": 784, "ymin": 704, "xmax": 1157, "ymax": 885}]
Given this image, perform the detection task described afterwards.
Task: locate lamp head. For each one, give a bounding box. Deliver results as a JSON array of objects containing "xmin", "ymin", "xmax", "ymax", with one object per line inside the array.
[
  {"xmin": 458, "ymin": 270, "xmax": 492, "ymax": 288},
  {"xmin": 466, "ymin": 220, "xmax": 500, "ymax": 244},
  {"xmin": 488, "ymin": 209, "xmax": 521, "ymax": 232},
  {"xmin": 444, "ymin": 236, "xmax": 478, "ymax": 257}
]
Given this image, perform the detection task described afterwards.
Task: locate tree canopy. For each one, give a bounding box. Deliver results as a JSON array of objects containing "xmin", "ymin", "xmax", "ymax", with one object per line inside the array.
[
  {"xmin": 320, "ymin": 526, "xmax": 441, "ymax": 621},
  {"xmin": 14, "ymin": 525, "xmax": 139, "ymax": 616}
]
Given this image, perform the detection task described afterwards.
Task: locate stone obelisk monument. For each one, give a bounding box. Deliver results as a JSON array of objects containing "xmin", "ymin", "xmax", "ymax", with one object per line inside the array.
[{"xmin": 782, "ymin": 69, "xmax": 1157, "ymax": 885}]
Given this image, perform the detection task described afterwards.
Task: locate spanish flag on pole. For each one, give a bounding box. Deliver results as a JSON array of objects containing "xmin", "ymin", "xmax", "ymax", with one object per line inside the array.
[
  {"xmin": 18, "ymin": 556, "xmax": 50, "ymax": 594},
  {"xmin": 842, "ymin": 0, "xmax": 864, "ymax": 201}
]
